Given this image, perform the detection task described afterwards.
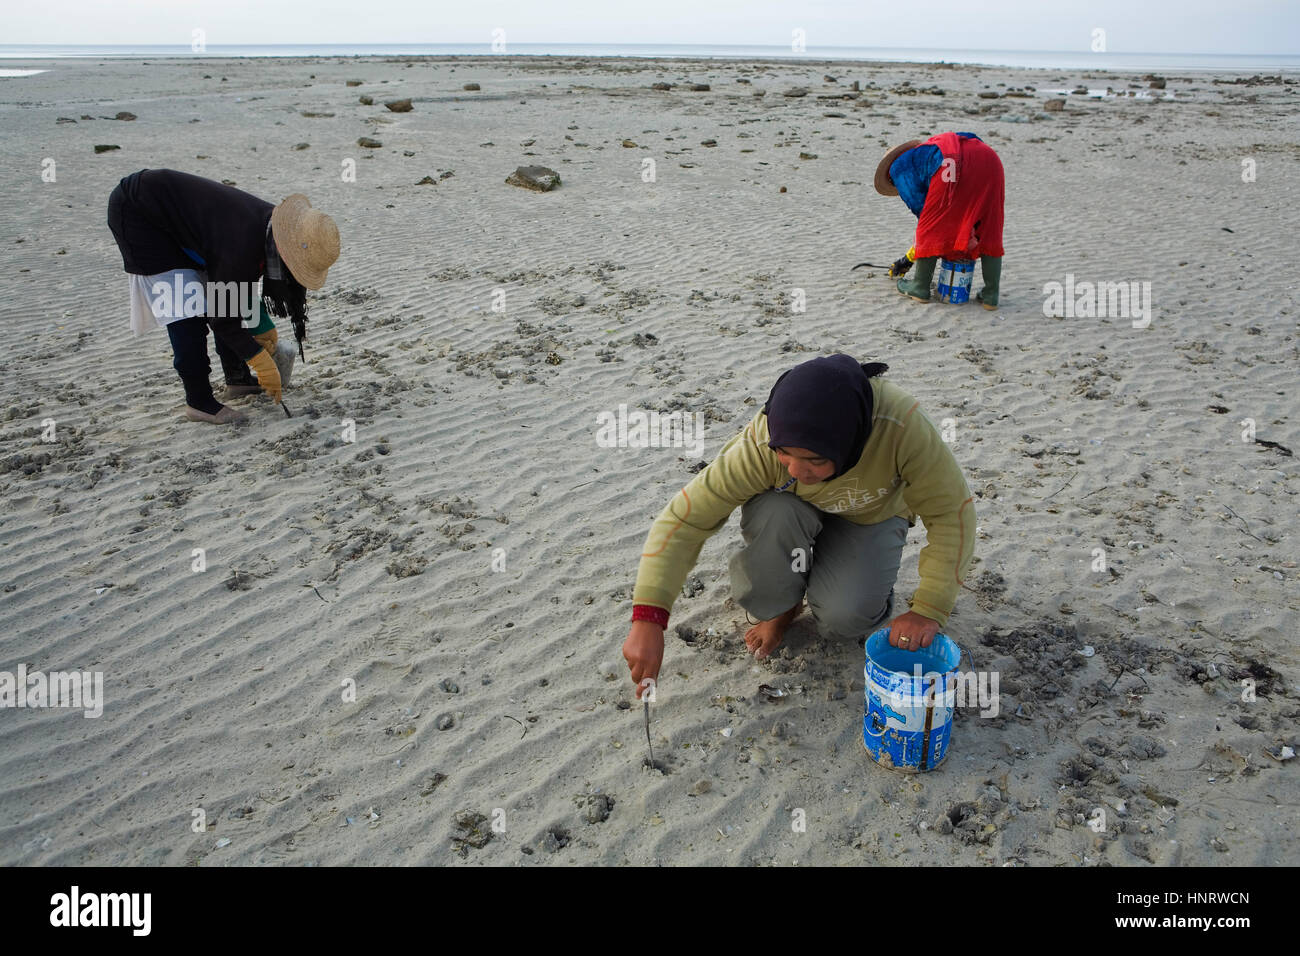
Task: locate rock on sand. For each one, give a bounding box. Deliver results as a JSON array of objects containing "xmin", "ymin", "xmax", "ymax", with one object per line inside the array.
[{"xmin": 506, "ymin": 166, "xmax": 561, "ymax": 192}]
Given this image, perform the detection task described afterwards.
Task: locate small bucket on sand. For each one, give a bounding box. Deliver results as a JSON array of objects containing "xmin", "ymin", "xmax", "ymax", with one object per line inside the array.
[
  {"xmin": 273, "ymin": 338, "xmax": 297, "ymax": 389},
  {"xmin": 935, "ymin": 257, "xmax": 975, "ymax": 304},
  {"xmin": 862, "ymin": 628, "xmax": 963, "ymax": 773}
]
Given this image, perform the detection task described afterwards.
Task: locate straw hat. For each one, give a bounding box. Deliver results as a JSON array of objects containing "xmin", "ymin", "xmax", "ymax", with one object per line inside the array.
[
  {"xmin": 270, "ymin": 194, "xmax": 339, "ymax": 290},
  {"xmin": 873, "ymin": 140, "xmax": 922, "ymax": 196}
]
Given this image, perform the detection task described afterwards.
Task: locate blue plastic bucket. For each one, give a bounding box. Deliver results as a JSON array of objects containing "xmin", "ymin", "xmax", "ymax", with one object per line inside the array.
[
  {"xmin": 862, "ymin": 628, "xmax": 961, "ymax": 772},
  {"xmin": 935, "ymin": 258, "xmax": 975, "ymax": 304}
]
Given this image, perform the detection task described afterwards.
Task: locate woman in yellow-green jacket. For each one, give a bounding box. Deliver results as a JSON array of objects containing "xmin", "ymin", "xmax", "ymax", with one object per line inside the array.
[{"xmin": 622, "ymin": 354, "xmax": 976, "ymax": 699}]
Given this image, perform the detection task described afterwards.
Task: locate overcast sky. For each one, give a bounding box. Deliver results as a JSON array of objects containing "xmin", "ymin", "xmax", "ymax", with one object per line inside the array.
[{"xmin": 7, "ymin": 0, "xmax": 1299, "ymax": 53}]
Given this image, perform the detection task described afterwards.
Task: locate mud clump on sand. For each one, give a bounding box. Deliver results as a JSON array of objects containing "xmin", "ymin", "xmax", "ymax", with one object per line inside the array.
[{"xmin": 451, "ymin": 810, "xmax": 493, "ymax": 856}]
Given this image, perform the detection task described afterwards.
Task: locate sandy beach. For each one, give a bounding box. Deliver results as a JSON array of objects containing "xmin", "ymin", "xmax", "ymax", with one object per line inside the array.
[{"xmin": 0, "ymin": 54, "xmax": 1296, "ymax": 866}]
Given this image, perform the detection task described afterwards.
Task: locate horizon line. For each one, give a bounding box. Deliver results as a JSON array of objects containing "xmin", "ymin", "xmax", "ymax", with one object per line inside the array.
[{"xmin": 2, "ymin": 42, "xmax": 1297, "ymax": 58}]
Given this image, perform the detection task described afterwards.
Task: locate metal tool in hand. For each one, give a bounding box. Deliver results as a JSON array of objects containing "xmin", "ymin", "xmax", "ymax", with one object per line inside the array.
[
  {"xmin": 852, "ymin": 255, "xmax": 916, "ymax": 277},
  {"xmin": 643, "ymin": 696, "xmax": 655, "ymax": 769}
]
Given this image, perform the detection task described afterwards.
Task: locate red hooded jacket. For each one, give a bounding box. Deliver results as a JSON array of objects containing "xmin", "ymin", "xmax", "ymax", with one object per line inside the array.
[{"xmin": 914, "ymin": 132, "xmax": 1005, "ymax": 259}]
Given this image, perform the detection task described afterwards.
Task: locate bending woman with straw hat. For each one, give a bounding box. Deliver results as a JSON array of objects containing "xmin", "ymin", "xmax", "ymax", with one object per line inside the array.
[
  {"xmin": 622, "ymin": 355, "xmax": 976, "ymax": 700},
  {"xmin": 875, "ymin": 132, "xmax": 1004, "ymax": 309},
  {"xmin": 107, "ymin": 169, "xmax": 340, "ymax": 423}
]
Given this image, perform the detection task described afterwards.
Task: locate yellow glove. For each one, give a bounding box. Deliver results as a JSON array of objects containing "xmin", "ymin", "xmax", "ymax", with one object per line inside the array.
[
  {"xmin": 247, "ymin": 349, "xmax": 282, "ymax": 403},
  {"xmin": 253, "ymin": 328, "xmax": 278, "ymax": 354},
  {"xmin": 889, "ymin": 247, "xmax": 917, "ymax": 278}
]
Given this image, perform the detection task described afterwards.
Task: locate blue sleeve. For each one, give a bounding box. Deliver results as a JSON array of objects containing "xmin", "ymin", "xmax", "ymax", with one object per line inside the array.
[{"xmin": 889, "ymin": 144, "xmax": 944, "ymax": 217}]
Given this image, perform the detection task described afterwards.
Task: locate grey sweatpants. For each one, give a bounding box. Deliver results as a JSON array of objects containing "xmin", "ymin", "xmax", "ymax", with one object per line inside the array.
[{"xmin": 728, "ymin": 490, "xmax": 909, "ymax": 640}]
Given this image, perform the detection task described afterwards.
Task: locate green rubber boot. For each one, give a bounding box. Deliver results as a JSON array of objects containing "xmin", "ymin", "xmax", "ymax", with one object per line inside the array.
[
  {"xmin": 977, "ymin": 255, "xmax": 1002, "ymax": 310},
  {"xmin": 896, "ymin": 256, "xmax": 937, "ymax": 302}
]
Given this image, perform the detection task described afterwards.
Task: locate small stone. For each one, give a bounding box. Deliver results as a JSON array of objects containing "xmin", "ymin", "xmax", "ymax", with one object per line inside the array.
[
  {"xmin": 358, "ymin": 137, "xmax": 382, "ymax": 148},
  {"xmin": 93, "ymin": 144, "xmax": 120, "ymax": 153},
  {"xmin": 688, "ymin": 779, "xmax": 712, "ymax": 796},
  {"xmin": 505, "ymin": 165, "xmax": 561, "ymax": 192},
  {"xmin": 651, "ymin": 82, "xmax": 673, "ymax": 91},
  {"xmin": 622, "ymin": 139, "xmax": 638, "ymax": 148},
  {"xmin": 346, "ymin": 79, "xmax": 363, "ymax": 87},
  {"xmin": 452, "ymin": 810, "xmax": 492, "ymax": 851},
  {"xmin": 584, "ymin": 794, "xmax": 615, "ymax": 824},
  {"xmin": 114, "ymin": 111, "xmax": 137, "ymax": 121},
  {"xmin": 689, "ymin": 83, "xmax": 710, "ymax": 92},
  {"xmin": 385, "ymin": 98, "xmax": 413, "ymax": 112},
  {"xmin": 416, "ymin": 175, "xmax": 436, "ymax": 184},
  {"xmin": 292, "ymin": 142, "xmax": 310, "ymax": 150},
  {"xmin": 359, "ymin": 95, "xmax": 374, "ymax": 105},
  {"xmin": 1044, "ymin": 98, "xmax": 1065, "ymax": 112},
  {"xmin": 798, "ymin": 152, "xmax": 817, "ymax": 160},
  {"xmin": 779, "ymin": 186, "xmax": 787, "ymax": 193},
  {"xmin": 463, "ymin": 83, "xmax": 481, "ymax": 91},
  {"xmin": 441, "ymin": 678, "xmax": 460, "ymax": 694},
  {"xmin": 436, "ymin": 713, "xmax": 455, "ymax": 731},
  {"xmin": 542, "ymin": 825, "xmax": 571, "ymax": 852}
]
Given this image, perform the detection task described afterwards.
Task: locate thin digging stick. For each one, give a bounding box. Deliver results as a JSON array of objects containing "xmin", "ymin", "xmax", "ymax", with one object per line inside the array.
[
  {"xmin": 1223, "ymin": 504, "xmax": 1263, "ymax": 542},
  {"xmin": 1042, "ymin": 471, "xmax": 1078, "ymax": 502},
  {"xmin": 644, "ymin": 700, "xmax": 655, "ymax": 768}
]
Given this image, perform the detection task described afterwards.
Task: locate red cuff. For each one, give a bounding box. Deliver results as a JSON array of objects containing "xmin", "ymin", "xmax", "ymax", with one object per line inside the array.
[{"xmin": 632, "ymin": 605, "xmax": 669, "ymax": 629}]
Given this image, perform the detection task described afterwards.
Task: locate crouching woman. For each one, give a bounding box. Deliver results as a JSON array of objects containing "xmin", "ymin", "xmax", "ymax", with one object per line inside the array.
[{"xmin": 622, "ymin": 355, "xmax": 976, "ymax": 698}]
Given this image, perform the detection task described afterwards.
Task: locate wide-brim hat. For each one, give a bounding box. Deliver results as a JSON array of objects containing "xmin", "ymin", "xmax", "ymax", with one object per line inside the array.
[
  {"xmin": 874, "ymin": 140, "xmax": 922, "ymax": 196},
  {"xmin": 270, "ymin": 194, "xmax": 339, "ymax": 290}
]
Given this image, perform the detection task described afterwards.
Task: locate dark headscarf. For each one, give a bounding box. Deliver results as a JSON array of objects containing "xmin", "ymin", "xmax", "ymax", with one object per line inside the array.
[
  {"xmin": 263, "ymin": 220, "xmax": 310, "ymax": 359},
  {"xmin": 762, "ymin": 355, "xmax": 889, "ymax": 479}
]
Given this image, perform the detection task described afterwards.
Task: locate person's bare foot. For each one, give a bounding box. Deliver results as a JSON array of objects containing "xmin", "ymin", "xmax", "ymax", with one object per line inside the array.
[{"xmin": 744, "ymin": 602, "xmax": 803, "ymax": 660}]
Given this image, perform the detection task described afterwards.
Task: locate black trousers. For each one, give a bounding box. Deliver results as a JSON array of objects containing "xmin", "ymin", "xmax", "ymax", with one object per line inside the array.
[{"xmin": 166, "ymin": 317, "xmax": 253, "ymax": 412}]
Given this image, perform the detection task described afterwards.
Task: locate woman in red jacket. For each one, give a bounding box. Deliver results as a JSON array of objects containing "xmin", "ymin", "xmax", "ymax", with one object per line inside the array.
[{"xmin": 875, "ymin": 132, "xmax": 1004, "ymax": 310}]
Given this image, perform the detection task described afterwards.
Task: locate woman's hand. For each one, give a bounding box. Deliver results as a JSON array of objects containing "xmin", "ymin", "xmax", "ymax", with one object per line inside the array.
[
  {"xmin": 622, "ymin": 621, "xmax": 665, "ymax": 699},
  {"xmin": 246, "ymin": 349, "xmax": 282, "ymax": 403},
  {"xmin": 888, "ymin": 610, "xmax": 940, "ymax": 651}
]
